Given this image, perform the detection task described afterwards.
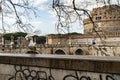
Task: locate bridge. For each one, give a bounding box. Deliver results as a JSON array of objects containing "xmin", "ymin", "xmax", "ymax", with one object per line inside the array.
[
  {"xmin": 0, "ymin": 43, "xmax": 120, "ymax": 56},
  {"xmin": 0, "ymin": 44, "xmax": 87, "ymax": 54}
]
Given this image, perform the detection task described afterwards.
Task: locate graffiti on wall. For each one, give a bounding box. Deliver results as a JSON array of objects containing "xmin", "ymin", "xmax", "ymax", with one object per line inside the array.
[
  {"xmin": 8, "ymin": 66, "xmax": 55, "ymax": 80},
  {"xmin": 63, "ymin": 71, "xmax": 115, "ymax": 80},
  {"xmin": 8, "ymin": 65, "xmax": 119, "ymax": 80}
]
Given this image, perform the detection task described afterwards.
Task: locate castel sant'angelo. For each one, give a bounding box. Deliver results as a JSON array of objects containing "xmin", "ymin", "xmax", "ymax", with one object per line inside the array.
[
  {"xmin": 47, "ymin": 5, "xmax": 120, "ymax": 45},
  {"xmin": 84, "ymin": 5, "xmax": 120, "ymax": 33},
  {"xmin": 46, "ymin": 5, "xmax": 120, "ymax": 56}
]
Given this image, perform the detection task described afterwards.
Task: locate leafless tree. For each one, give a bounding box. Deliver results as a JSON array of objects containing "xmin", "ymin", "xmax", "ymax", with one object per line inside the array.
[
  {"xmin": 52, "ymin": 0, "xmax": 120, "ymax": 55},
  {"xmin": 52, "ymin": 0, "xmax": 120, "ymax": 37},
  {"xmin": 0, "ymin": 0, "xmax": 39, "ymax": 33}
]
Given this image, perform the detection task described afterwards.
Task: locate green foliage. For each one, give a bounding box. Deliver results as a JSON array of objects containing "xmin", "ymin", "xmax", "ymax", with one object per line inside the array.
[
  {"xmin": 36, "ymin": 36, "xmax": 46, "ymax": 44},
  {"xmin": 3, "ymin": 33, "xmax": 13, "ymax": 40},
  {"xmin": 3, "ymin": 32, "xmax": 27, "ymax": 40},
  {"xmin": 67, "ymin": 32, "xmax": 82, "ymax": 35}
]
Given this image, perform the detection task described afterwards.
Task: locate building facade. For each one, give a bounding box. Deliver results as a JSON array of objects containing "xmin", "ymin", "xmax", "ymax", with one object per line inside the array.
[
  {"xmin": 83, "ymin": 5, "xmax": 120, "ymax": 33},
  {"xmin": 46, "ymin": 5, "xmax": 120, "ymax": 46}
]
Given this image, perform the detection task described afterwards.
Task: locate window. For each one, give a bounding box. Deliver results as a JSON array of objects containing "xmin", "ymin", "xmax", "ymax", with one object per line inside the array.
[{"xmin": 96, "ymin": 17, "xmax": 102, "ymax": 20}]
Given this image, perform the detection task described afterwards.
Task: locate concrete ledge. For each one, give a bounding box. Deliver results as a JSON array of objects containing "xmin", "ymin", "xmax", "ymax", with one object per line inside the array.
[{"xmin": 0, "ymin": 53, "xmax": 120, "ymax": 74}]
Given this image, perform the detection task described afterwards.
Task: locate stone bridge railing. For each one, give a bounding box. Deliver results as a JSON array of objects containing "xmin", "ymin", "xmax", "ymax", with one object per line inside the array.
[
  {"xmin": 0, "ymin": 43, "xmax": 88, "ymax": 49},
  {"xmin": 0, "ymin": 53, "xmax": 120, "ymax": 80},
  {"xmin": 0, "ymin": 43, "xmax": 119, "ymax": 49}
]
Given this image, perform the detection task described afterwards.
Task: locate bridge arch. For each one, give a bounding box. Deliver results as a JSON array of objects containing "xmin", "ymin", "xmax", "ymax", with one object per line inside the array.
[
  {"xmin": 75, "ymin": 49, "xmax": 83, "ymax": 55},
  {"xmin": 54, "ymin": 49, "xmax": 65, "ymax": 55}
]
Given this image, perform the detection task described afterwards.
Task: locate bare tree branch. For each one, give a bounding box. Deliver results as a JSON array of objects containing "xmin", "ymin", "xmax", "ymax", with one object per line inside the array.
[
  {"xmin": 52, "ymin": 0, "xmax": 113, "ymax": 39},
  {"xmin": 0, "ymin": 0, "xmax": 39, "ymax": 33}
]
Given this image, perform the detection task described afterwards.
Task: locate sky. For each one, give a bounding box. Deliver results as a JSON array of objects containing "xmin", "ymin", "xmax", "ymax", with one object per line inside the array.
[
  {"xmin": 0, "ymin": 0, "xmax": 50, "ymax": 35},
  {"xmin": 33, "ymin": 0, "xmax": 118, "ymax": 35},
  {"xmin": 0, "ymin": 0, "xmax": 85, "ymax": 35},
  {"xmin": 27, "ymin": 0, "xmax": 84, "ymax": 35},
  {"xmin": 0, "ymin": 0, "xmax": 119, "ymax": 35}
]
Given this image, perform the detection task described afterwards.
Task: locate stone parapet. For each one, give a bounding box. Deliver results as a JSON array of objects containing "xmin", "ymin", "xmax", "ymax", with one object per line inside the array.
[
  {"xmin": 0, "ymin": 54, "xmax": 120, "ymax": 74},
  {"xmin": 0, "ymin": 54, "xmax": 120, "ymax": 80},
  {"xmin": 46, "ymin": 32, "xmax": 120, "ymax": 40}
]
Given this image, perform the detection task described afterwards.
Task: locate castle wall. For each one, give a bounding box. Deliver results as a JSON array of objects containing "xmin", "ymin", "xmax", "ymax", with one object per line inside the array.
[
  {"xmin": 84, "ymin": 20, "xmax": 120, "ymax": 33},
  {"xmin": 84, "ymin": 5, "xmax": 120, "ymax": 33},
  {"xmin": 46, "ymin": 32, "xmax": 120, "ymax": 46}
]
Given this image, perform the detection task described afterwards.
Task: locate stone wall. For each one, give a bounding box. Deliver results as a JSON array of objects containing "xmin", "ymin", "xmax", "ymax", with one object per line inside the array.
[
  {"xmin": 0, "ymin": 44, "xmax": 120, "ymax": 56},
  {"xmin": 0, "ymin": 54, "xmax": 120, "ymax": 80},
  {"xmin": 46, "ymin": 32, "xmax": 120, "ymax": 45}
]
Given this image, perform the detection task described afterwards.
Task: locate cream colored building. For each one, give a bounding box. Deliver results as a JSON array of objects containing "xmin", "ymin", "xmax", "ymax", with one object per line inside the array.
[
  {"xmin": 84, "ymin": 5, "xmax": 120, "ymax": 33},
  {"xmin": 46, "ymin": 5, "xmax": 120, "ymax": 46}
]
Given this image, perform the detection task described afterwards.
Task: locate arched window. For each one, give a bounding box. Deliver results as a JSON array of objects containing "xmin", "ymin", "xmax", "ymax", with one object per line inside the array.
[
  {"xmin": 75, "ymin": 49, "xmax": 83, "ymax": 55},
  {"xmin": 55, "ymin": 49, "xmax": 65, "ymax": 54}
]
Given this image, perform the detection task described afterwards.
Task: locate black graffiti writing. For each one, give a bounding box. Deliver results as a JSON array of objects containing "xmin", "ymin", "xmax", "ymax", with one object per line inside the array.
[
  {"xmin": 80, "ymin": 76, "xmax": 91, "ymax": 80},
  {"xmin": 9, "ymin": 66, "xmax": 55, "ymax": 80},
  {"xmin": 106, "ymin": 75, "xmax": 115, "ymax": 80},
  {"xmin": 63, "ymin": 71, "xmax": 92, "ymax": 80},
  {"xmin": 99, "ymin": 75, "xmax": 115, "ymax": 80},
  {"xmin": 63, "ymin": 71, "xmax": 115, "ymax": 80},
  {"xmin": 8, "ymin": 65, "xmax": 117, "ymax": 80}
]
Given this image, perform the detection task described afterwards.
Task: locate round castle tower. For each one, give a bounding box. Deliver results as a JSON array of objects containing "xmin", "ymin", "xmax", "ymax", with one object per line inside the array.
[{"xmin": 83, "ymin": 5, "xmax": 120, "ymax": 33}]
